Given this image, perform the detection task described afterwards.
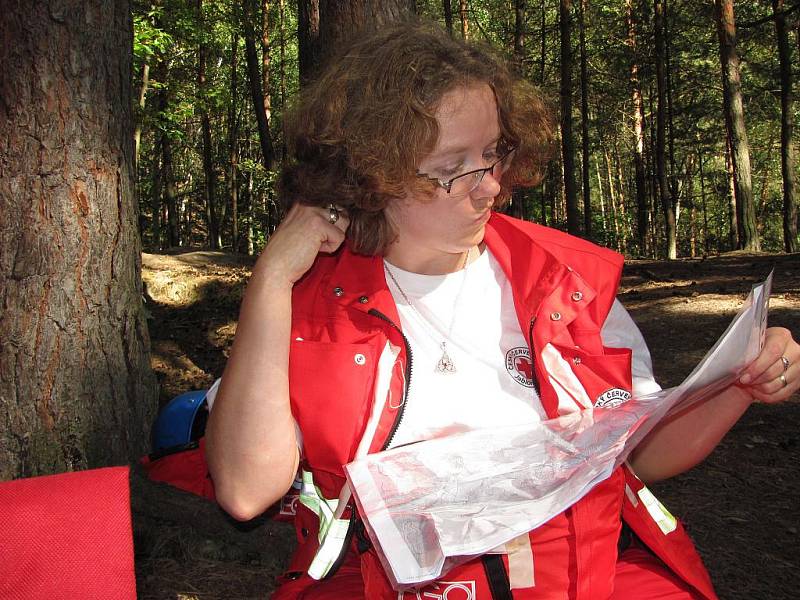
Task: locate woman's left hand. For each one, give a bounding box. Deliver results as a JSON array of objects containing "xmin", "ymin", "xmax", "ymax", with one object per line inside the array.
[{"xmin": 738, "ymin": 327, "xmax": 800, "ymax": 404}]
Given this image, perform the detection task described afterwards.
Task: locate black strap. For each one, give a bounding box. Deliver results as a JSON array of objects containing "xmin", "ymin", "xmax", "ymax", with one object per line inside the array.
[{"xmin": 481, "ymin": 554, "xmax": 514, "ymax": 600}]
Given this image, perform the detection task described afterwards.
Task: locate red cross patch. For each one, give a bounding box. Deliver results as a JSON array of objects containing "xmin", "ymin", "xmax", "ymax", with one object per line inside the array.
[{"xmin": 505, "ymin": 347, "xmax": 535, "ymax": 388}]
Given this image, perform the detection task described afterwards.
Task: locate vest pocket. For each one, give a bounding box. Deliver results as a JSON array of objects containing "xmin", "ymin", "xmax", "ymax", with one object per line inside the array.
[
  {"xmin": 289, "ymin": 340, "xmax": 377, "ymax": 475},
  {"xmin": 549, "ymin": 341, "xmax": 633, "ymax": 409}
]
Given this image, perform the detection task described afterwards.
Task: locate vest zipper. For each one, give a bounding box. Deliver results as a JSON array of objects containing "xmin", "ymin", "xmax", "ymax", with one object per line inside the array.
[
  {"xmin": 528, "ymin": 316, "xmax": 541, "ymax": 396},
  {"xmin": 317, "ymin": 308, "xmax": 412, "ymax": 573},
  {"xmin": 367, "ymin": 308, "xmax": 413, "ymax": 450}
]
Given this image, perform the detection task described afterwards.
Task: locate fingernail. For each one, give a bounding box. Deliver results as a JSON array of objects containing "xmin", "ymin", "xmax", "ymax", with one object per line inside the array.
[{"xmin": 739, "ymin": 374, "xmax": 751, "ymax": 384}]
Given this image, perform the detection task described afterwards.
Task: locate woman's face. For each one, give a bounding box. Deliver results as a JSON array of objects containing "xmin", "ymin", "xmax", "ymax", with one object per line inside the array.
[{"xmin": 384, "ymin": 84, "xmax": 503, "ymax": 274}]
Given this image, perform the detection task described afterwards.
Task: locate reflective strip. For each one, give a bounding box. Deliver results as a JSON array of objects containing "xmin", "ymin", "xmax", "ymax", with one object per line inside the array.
[
  {"xmin": 307, "ymin": 517, "xmax": 352, "ymax": 579},
  {"xmin": 299, "ymin": 469, "xmax": 354, "ymax": 580},
  {"xmin": 506, "ymin": 534, "xmax": 535, "ymax": 589},
  {"xmin": 298, "ymin": 470, "xmax": 340, "ymax": 542},
  {"xmin": 637, "ymin": 486, "xmax": 677, "ymax": 534}
]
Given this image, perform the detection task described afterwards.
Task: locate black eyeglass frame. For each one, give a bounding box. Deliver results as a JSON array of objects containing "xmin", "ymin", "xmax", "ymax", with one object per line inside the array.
[{"xmin": 416, "ymin": 146, "xmax": 517, "ymax": 195}]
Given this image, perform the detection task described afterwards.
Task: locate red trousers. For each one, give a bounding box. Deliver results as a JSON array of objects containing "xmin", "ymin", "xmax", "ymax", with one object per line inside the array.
[{"xmin": 273, "ymin": 546, "xmax": 705, "ymax": 599}]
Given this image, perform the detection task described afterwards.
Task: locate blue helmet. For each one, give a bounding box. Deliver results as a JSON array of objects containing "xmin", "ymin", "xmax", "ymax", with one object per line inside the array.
[{"xmin": 151, "ymin": 390, "xmax": 209, "ymax": 453}]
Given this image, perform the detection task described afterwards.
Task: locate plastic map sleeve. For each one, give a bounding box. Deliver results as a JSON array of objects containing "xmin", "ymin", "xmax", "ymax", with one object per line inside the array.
[{"xmin": 344, "ymin": 273, "xmax": 772, "ymax": 590}]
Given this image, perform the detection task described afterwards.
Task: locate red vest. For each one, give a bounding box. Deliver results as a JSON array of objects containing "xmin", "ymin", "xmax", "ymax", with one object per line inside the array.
[{"xmin": 279, "ymin": 214, "xmax": 717, "ymax": 599}]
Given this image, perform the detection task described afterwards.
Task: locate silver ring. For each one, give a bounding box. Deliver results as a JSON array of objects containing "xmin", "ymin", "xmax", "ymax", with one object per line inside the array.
[
  {"xmin": 327, "ymin": 204, "xmax": 339, "ymax": 225},
  {"xmin": 781, "ymin": 356, "xmax": 790, "ymax": 372},
  {"xmin": 779, "ymin": 374, "xmax": 788, "ymax": 388}
]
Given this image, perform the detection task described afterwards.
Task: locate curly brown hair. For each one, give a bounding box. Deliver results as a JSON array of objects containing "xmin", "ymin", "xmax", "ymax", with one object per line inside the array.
[{"xmin": 280, "ymin": 20, "xmax": 555, "ymax": 255}]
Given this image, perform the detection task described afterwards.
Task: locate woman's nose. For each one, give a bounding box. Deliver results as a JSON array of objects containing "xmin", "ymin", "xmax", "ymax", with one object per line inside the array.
[{"xmin": 475, "ymin": 169, "xmax": 502, "ymax": 199}]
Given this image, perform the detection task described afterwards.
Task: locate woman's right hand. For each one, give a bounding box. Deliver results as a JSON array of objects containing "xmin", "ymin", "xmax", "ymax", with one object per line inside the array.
[{"xmin": 256, "ymin": 203, "xmax": 350, "ymax": 286}]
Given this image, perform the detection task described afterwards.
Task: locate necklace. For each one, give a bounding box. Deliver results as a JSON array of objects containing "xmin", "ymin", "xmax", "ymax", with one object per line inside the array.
[{"xmin": 384, "ymin": 247, "xmax": 473, "ymax": 374}]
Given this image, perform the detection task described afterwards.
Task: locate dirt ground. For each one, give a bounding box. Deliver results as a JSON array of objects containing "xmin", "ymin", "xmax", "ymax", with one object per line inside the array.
[{"xmin": 135, "ymin": 249, "xmax": 800, "ymax": 600}]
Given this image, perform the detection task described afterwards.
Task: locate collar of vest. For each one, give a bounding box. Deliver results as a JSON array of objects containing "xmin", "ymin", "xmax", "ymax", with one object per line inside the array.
[{"xmin": 307, "ymin": 212, "xmax": 623, "ymax": 355}]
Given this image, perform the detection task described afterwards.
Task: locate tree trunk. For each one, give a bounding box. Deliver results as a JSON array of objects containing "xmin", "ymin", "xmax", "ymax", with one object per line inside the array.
[
  {"xmin": 162, "ymin": 135, "xmax": 180, "ymax": 248},
  {"xmin": 654, "ymin": 0, "xmax": 676, "ymax": 258},
  {"xmin": 298, "ymin": 0, "xmax": 321, "ymax": 85},
  {"xmin": 443, "ymin": 0, "xmax": 453, "ymax": 36},
  {"xmin": 150, "ymin": 136, "xmax": 163, "ymax": 249},
  {"xmin": 625, "ymin": 0, "xmax": 648, "ymax": 255},
  {"xmin": 698, "ymin": 147, "xmax": 710, "ymax": 254},
  {"xmin": 686, "ymin": 154, "xmax": 696, "ymax": 257},
  {"xmin": 539, "ymin": 0, "xmax": 547, "ymax": 85},
  {"xmin": 243, "ymin": 0, "xmax": 275, "ymax": 173},
  {"xmin": 261, "ymin": 0, "xmax": 272, "ymax": 125},
  {"xmin": 629, "ymin": 38, "xmax": 648, "ymax": 256},
  {"xmin": 647, "ymin": 82, "xmax": 659, "ymax": 257},
  {"xmin": 724, "ymin": 137, "xmax": 738, "ymax": 250},
  {"xmin": 278, "ymin": 0, "xmax": 288, "ymax": 160},
  {"xmin": 229, "ymin": 32, "xmax": 240, "ymax": 252},
  {"xmin": 772, "ymin": 0, "xmax": 798, "ymax": 253},
  {"xmin": 614, "ymin": 142, "xmax": 630, "ymax": 253},
  {"xmin": 0, "ymin": 0, "xmax": 158, "ymax": 479},
  {"xmin": 594, "ymin": 154, "xmax": 607, "ymax": 232},
  {"xmin": 298, "ymin": 0, "xmax": 415, "ymax": 83},
  {"xmin": 152, "ymin": 56, "xmax": 180, "ymax": 248},
  {"xmin": 559, "ymin": 0, "xmax": 580, "ymax": 236},
  {"xmin": 605, "ymin": 147, "xmax": 620, "ymax": 250},
  {"xmin": 134, "ymin": 63, "xmax": 150, "ymax": 169},
  {"xmin": 578, "ymin": 0, "xmax": 591, "ymax": 239},
  {"xmin": 197, "ymin": 0, "xmax": 220, "ymax": 249},
  {"xmin": 459, "ymin": 0, "xmax": 469, "ymax": 40},
  {"xmin": 715, "ymin": 0, "xmax": 759, "ymax": 251},
  {"xmin": 513, "ymin": 0, "xmax": 525, "ymax": 75},
  {"xmin": 664, "ymin": 0, "xmax": 678, "ymax": 215}
]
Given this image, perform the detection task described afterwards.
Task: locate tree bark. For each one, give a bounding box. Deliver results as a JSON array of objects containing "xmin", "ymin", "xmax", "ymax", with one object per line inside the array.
[
  {"xmin": 654, "ymin": 0, "xmax": 676, "ymax": 259},
  {"xmin": 559, "ymin": 0, "xmax": 580, "ymax": 236},
  {"xmin": 772, "ymin": 0, "xmax": 798, "ymax": 253},
  {"xmin": 0, "ymin": 0, "xmax": 158, "ymax": 479},
  {"xmin": 715, "ymin": 0, "xmax": 759, "ymax": 251},
  {"xmin": 578, "ymin": 0, "xmax": 591, "ymax": 239},
  {"xmin": 298, "ymin": 0, "xmax": 415, "ymax": 84}
]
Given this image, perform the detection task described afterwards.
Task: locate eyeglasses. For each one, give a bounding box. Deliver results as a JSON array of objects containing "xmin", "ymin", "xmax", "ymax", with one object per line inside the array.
[{"xmin": 417, "ymin": 146, "xmax": 517, "ymax": 196}]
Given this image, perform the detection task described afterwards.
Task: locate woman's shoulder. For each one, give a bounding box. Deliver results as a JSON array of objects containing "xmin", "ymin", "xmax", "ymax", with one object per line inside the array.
[{"xmin": 488, "ymin": 212, "xmax": 623, "ymax": 269}]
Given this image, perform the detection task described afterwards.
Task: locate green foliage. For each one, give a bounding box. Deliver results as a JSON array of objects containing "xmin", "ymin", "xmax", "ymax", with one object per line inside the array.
[{"xmin": 133, "ymin": 0, "xmax": 799, "ymax": 257}]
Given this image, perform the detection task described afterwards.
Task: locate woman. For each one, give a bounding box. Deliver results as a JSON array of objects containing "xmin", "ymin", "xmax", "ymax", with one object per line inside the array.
[{"xmin": 205, "ymin": 22, "xmax": 799, "ymax": 600}]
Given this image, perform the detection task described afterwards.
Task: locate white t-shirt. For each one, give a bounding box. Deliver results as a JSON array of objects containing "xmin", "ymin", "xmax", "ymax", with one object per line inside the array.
[
  {"xmin": 385, "ymin": 248, "xmax": 659, "ymax": 448},
  {"xmin": 206, "ymin": 248, "xmax": 659, "ymax": 453}
]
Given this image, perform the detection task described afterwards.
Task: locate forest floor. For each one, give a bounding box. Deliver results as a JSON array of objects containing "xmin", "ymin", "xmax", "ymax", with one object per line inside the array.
[{"xmin": 135, "ymin": 249, "xmax": 800, "ymax": 600}]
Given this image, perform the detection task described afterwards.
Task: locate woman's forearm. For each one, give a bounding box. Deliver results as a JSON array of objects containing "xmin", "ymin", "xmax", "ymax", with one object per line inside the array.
[{"xmin": 628, "ymin": 385, "xmax": 752, "ymax": 483}]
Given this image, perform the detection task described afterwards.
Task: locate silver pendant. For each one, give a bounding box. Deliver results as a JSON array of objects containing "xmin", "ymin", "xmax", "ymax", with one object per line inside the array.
[{"xmin": 435, "ymin": 342, "xmax": 456, "ymax": 373}]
